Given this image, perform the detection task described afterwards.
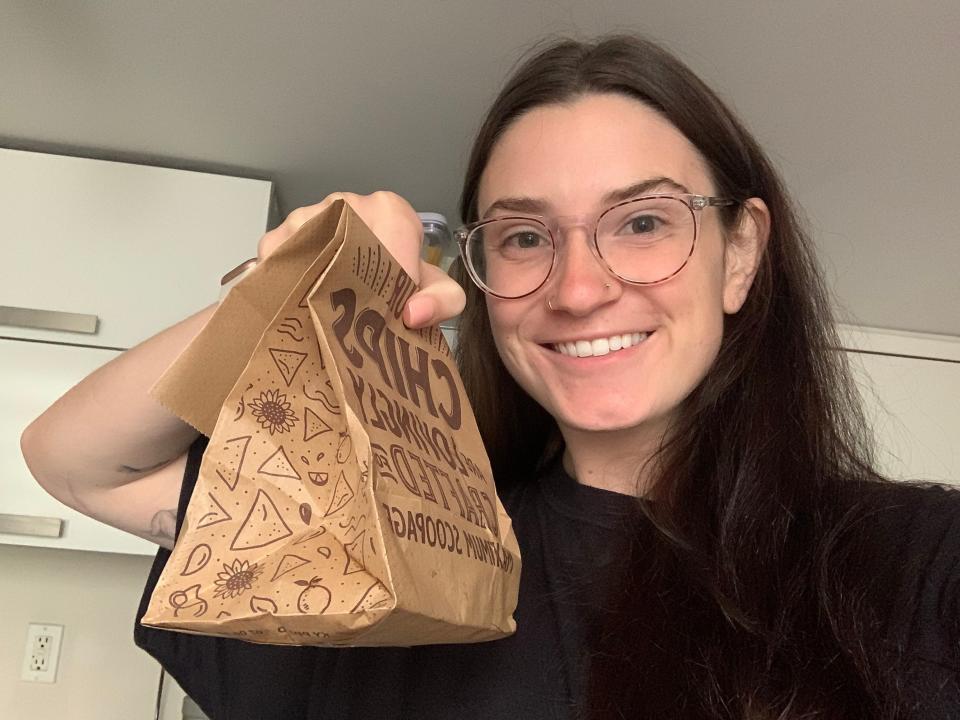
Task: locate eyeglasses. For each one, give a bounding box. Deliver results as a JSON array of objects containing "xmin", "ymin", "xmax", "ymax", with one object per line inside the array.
[{"xmin": 455, "ymin": 194, "xmax": 737, "ymax": 299}]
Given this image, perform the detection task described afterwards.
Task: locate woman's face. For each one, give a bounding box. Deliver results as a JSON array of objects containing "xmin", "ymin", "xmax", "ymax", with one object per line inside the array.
[{"xmin": 477, "ymin": 93, "xmax": 763, "ymax": 444}]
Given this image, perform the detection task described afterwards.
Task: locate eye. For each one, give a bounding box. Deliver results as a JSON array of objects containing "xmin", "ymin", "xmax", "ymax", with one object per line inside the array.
[
  {"xmin": 504, "ymin": 230, "xmax": 548, "ymax": 249},
  {"xmin": 623, "ymin": 214, "xmax": 661, "ymax": 235},
  {"xmin": 481, "ymin": 220, "xmax": 552, "ymax": 259}
]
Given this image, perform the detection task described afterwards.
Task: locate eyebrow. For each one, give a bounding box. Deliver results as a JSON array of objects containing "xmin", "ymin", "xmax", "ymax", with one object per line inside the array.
[{"xmin": 480, "ymin": 176, "xmax": 691, "ymax": 219}]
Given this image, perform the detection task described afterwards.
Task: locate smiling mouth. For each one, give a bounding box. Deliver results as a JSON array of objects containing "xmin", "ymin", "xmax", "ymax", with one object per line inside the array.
[{"xmin": 549, "ymin": 332, "xmax": 651, "ymax": 358}]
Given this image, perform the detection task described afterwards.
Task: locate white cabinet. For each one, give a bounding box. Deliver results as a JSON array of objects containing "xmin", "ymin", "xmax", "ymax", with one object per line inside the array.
[
  {"xmin": 1, "ymin": 148, "xmax": 272, "ymax": 349},
  {"xmin": 840, "ymin": 325, "xmax": 960, "ymax": 486},
  {"xmin": 2, "ymin": 149, "xmax": 272, "ymax": 555}
]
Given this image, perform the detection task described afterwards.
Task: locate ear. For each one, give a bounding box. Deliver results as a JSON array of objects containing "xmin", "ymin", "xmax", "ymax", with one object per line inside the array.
[{"xmin": 722, "ymin": 198, "xmax": 770, "ymax": 314}]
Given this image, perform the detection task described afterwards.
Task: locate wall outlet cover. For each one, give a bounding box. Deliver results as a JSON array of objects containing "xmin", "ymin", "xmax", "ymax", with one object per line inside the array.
[{"xmin": 22, "ymin": 623, "xmax": 64, "ymax": 683}]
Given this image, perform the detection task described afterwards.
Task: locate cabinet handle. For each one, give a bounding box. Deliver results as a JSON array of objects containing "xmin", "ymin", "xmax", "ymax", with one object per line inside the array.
[
  {"xmin": 0, "ymin": 513, "xmax": 64, "ymax": 538},
  {"xmin": 0, "ymin": 305, "xmax": 99, "ymax": 334}
]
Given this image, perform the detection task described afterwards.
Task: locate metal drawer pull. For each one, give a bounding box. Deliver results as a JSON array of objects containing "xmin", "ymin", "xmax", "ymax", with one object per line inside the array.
[
  {"xmin": 0, "ymin": 513, "xmax": 64, "ymax": 538},
  {"xmin": 0, "ymin": 305, "xmax": 99, "ymax": 334}
]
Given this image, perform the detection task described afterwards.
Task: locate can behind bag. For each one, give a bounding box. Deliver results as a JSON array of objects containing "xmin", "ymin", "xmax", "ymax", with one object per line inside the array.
[{"xmin": 141, "ymin": 200, "xmax": 520, "ymax": 646}]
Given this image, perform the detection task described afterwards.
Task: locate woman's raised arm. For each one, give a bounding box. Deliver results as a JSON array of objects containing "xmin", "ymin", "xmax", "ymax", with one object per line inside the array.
[{"xmin": 20, "ymin": 191, "xmax": 466, "ymax": 550}]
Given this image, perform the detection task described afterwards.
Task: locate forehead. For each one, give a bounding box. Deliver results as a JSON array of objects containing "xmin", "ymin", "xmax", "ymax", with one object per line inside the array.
[{"xmin": 478, "ymin": 93, "xmax": 714, "ymax": 215}]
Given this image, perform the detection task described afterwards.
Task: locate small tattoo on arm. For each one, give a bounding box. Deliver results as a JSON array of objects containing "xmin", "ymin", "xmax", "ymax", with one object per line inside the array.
[
  {"xmin": 120, "ymin": 459, "xmax": 170, "ymax": 474},
  {"xmin": 149, "ymin": 509, "xmax": 178, "ymax": 544}
]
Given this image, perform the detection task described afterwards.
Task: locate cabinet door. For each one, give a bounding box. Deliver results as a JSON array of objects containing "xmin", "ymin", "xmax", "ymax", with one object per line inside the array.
[
  {"xmin": 1, "ymin": 339, "xmax": 156, "ymax": 555},
  {"xmin": 841, "ymin": 326, "xmax": 960, "ymax": 487},
  {"xmin": 2, "ymin": 148, "xmax": 272, "ymax": 350},
  {"xmin": 848, "ymin": 350, "xmax": 959, "ymax": 486}
]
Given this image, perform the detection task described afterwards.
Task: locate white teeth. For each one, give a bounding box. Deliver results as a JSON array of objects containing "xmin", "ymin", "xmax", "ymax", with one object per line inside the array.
[
  {"xmin": 551, "ymin": 331, "xmax": 650, "ymax": 357},
  {"xmin": 591, "ymin": 338, "xmax": 610, "ymax": 356}
]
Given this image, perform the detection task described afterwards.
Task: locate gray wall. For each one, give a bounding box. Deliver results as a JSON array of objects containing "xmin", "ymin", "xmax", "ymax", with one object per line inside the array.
[{"xmin": 2, "ymin": 1, "xmax": 958, "ymax": 334}]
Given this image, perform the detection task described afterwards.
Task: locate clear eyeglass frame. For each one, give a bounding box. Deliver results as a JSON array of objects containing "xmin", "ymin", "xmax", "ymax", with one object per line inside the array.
[{"xmin": 454, "ymin": 193, "xmax": 738, "ymax": 299}]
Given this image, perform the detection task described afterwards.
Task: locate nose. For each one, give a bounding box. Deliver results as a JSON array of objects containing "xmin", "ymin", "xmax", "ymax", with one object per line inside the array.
[{"xmin": 544, "ymin": 224, "xmax": 621, "ymax": 316}]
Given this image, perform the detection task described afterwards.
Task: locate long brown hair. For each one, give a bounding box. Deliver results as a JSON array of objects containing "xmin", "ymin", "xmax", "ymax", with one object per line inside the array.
[{"xmin": 453, "ymin": 35, "xmax": 906, "ymax": 718}]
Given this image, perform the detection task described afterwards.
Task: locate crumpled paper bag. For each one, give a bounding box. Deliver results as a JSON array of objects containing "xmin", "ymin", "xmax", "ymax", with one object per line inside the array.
[{"xmin": 140, "ymin": 200, "xmax": 520, "ymax": 646}]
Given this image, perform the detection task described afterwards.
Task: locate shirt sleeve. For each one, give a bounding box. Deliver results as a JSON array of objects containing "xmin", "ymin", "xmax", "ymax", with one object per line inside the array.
[
  {"xmin": 879, "ymin": 483, "xmax": 960, "ymax": 717},
  {"xmin": 903, "ymin": 485, "xmax": 960, "ymax": 667}
]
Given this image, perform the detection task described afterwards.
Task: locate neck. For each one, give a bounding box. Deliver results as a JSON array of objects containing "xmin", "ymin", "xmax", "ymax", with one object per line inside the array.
[{"xmin": 559, "ymin": 418, "xmax": 669, "ymax": 497}]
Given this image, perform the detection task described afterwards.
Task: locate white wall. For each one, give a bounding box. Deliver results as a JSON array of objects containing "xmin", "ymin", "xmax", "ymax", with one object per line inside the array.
[{"xmin": 0, "ymin": 545, "xmax": 185, "ymax": 719}]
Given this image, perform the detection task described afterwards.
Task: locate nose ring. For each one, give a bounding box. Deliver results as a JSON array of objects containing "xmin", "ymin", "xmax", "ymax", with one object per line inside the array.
[{"xmin": 547, "ymin": 298, "xmax": 555, "ymax": 311}]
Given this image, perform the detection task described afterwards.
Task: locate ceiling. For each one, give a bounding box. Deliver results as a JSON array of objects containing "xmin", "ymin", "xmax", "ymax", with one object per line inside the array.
[{"xmin": 3, "ymin": 0, "xmax": 959, "ymax": 336}]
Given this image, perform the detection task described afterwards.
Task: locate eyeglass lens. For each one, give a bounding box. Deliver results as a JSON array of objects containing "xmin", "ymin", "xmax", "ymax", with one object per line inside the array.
[{"xmin": 464, "ymin": 196, "xmax": 696, "ymax": 298}]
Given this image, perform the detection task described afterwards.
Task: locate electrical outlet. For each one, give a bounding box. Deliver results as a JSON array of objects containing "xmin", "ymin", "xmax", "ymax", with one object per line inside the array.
[{"xmin": 21, "ymin": 623, "xmax": 64, "ymax": 683}]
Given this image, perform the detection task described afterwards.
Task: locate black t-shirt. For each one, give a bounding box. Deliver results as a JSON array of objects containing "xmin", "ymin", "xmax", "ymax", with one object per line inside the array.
[
  {"xmin": 136, "ymin": 434, "xmax": 637, "ymax": 719},
  {"xmin": 135, "ymin": 435, "xmax": 960, "ymax": 719}
]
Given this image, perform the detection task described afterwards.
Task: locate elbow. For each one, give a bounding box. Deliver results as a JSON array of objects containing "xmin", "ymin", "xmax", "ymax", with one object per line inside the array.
[
  {"xmin": 20, "ymin": 422, "xmax": 53, "ymax": 494},
  {"xmin": 20, "ymin": 422, "xmax": 81, "ymax": 509},
  {"xmin": 20, "ymin": 421, "xmax": 46, "ymax": 488}
]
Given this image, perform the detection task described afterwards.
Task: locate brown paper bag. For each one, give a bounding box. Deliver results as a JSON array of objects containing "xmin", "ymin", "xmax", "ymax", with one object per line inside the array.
[{"xmin": 140, "ymin": 200, "xmax": 520, "ymax": 646}]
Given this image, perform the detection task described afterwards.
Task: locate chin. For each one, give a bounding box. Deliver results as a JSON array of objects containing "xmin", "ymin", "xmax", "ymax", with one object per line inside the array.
[{"xmin": 551, "ymin": 402, "xmax": 670, "ymax": 435}]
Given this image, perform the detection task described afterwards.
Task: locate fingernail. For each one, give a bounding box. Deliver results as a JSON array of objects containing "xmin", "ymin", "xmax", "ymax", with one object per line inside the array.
[{"xmin": 404, "ymin": 296, "xmax": 433, "ymax": 327}]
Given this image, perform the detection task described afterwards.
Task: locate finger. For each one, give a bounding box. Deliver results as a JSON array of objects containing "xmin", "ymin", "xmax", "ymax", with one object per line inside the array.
[{"xmin": 403, "ymin": 261, "xmax": 466, "ymax": 329}]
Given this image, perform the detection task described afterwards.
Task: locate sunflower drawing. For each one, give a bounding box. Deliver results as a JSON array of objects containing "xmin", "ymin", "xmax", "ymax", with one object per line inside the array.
[
  {"xmin": 248, "ymin": 388, "xmax": 299, "ymax": 435},
  {"xmin": 213, "ymin": 559, "xmax": 263, "ymax": 599}
]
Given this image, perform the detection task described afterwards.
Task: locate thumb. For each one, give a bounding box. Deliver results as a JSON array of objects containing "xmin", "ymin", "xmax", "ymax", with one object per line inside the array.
[{"xmin": 402, "ymin": 261, "xmax": 466, "ymax": 329}]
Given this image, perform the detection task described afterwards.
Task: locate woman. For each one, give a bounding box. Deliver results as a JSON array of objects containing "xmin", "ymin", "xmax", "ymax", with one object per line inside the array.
[{"xmin": 22, "ymin": 35, "xmax": 959, "ymax": 719}]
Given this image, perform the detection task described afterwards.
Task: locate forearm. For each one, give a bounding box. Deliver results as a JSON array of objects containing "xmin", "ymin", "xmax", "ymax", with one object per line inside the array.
[{"xmin": 21, "ymin": 301, "xmax": 217, "ymax": 499}]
